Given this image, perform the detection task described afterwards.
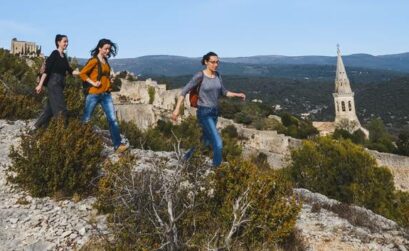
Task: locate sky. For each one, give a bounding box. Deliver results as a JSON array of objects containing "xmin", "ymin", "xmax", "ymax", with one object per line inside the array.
[{"xmin": 0, "ymin": 0, "xmax": 408, "ymax": 58}]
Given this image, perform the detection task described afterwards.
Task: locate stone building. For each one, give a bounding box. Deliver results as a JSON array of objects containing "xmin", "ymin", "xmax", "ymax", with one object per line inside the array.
[
  {"xmin": 10, "ymin": 38, "xmax": 42, "ymax": 57},
  {"xmin": 313, "ymin": 46, "xmax": 369, "ymax": 138}
]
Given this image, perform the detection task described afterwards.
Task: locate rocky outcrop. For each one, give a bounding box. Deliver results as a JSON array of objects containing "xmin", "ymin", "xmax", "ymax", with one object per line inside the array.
[
  {"xmin": 112, "ymin": 78, "xmax": 193, "ymax": 130},
  {"xmin": 0, "ymin": 120, "xmax": 108, "ymax": 250},
  {"xmin": 217, "ymin": 117, "xmax": 302, "ymax": 168},
  {"xmin": 295, "ymin": 188, "xmax": 409, "ymax": 251}
]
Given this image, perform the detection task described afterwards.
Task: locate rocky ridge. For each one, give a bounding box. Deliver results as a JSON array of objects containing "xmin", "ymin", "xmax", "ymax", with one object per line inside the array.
[
  {"xmin": 1, "ymin": 119, "xmax": 409, "ymax": 250},
  {"xmin": 0, "ymin": 120, "xmax": 107, "ymax": 251},
  {"xmin": 295, "ymin": 189, "xmax": 409, "ymax": 251}
]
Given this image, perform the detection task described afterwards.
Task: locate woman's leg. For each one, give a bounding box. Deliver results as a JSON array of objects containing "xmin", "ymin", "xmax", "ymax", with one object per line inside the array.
[
  {"xmin": 47, "ymin": 75, "xmax": 67, "ymax": 120},
  {"xmin": 82, "ymin": 94, "xmax": 100, "ymax": 123},
  {"xmin": 100, "ymin": 93, "xmax": 122, "ymax": 148},
  {"xmin": 199, "ymin": 114, "xmax": 223, "ymax": 167},
  {"xmin": 34, "ymin": 100, "xmax": 53, "ymax": 128}
]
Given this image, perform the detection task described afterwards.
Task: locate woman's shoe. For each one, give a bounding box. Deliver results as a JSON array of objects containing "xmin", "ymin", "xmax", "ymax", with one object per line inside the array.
[
  {"xmin": 115, "ymin": 144, "xmax": 129, "ymax": 154},
  {"xmin": 183, "ymin": 147, "xmax": 196, "ymax": 160}
]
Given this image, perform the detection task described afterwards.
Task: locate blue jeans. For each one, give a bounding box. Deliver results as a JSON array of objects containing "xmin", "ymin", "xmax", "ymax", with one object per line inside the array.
[
  {"xmin": 82, "ymin": 92, "xmax": 122, "ymax": 148},
  {"xmin": 197, "ymin": 106, "xmax": 223, "ymax": 167}
]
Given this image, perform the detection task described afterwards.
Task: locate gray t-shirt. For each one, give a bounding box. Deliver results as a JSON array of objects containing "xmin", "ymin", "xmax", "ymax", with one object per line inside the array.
[{"xmin": 180, "ymin": 71, "xmax": 228, "ymax": 108}]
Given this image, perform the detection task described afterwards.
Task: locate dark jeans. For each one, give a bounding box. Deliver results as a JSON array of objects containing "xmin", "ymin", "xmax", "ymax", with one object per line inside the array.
[
  {"xmin": 82, "ymin": 92, "xmax": 122, "ymax": 148},
  {"xmin": 34, "ymin": 73, "xmax": 67, "ymax": 128},
  {"xmin": 197, "ymin": 106, "xmax": 223, "ymax": 167}
]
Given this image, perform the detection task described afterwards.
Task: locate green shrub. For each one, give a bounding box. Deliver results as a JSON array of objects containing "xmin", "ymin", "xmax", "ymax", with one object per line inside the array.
[
  {"xmin": 64, "ymin": 75, "xmax": 85, "ymax": 118},
  {"xmin": 234, "ymin": 111, "xmax": 253, "ymax": 125},
  {"xmin": 0, "ymin": 86, "xmax": 41, "ymax": 119},
  {"xmin": 221, "ymin": 124, "xmax": 239, "ymax": 138},
  {"xmin": 397, "ymin": 129, "xmax": 409, "ymax": 156},
  {"xmin": 212, "ymin": 160, "xmax": 300, "ymax": 249},
  {"xmin": 7, "ymin": 117, "xmax": 104, "ymax": 198},
  {"xmin": 121, "ymin": 117, "xmax": 201, "ymax": 151},
  {"xmin": 250, "ymin": 152, "xmax": 270, "ymax": 169},
  {"xmin": 279, "ymin": 113, "xmax": 318, "ymax": 139},
  {"xmin": 221, "ymin": 125, "xmax": 242, "ymax": 161},
  {"xmin": 365, "ymin": 118, "xmax": 396, "ymax": 153},
  {"xmin": 97, "ymin": 155, "xmax": 300, "ymax": 250},
  {"xmin": 289, "ymin": 137, "xmax": 409, "ymax": 226},
  {"xmin": 0, "ymin": 49, "xmax": 43, "ymax": 119},
  {"xmin": 148, "ymin": 86, "xmax": 155, "ymax": 104}
]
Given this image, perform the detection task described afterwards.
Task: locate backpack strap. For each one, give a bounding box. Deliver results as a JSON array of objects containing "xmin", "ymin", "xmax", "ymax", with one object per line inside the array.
[
  {"xmin": 95, "ymin": 57, "xmax": 102, "ymax": 81},
  {"xmin": 194, "ymin": 71, "xmax": 204, "ymax": 92}
]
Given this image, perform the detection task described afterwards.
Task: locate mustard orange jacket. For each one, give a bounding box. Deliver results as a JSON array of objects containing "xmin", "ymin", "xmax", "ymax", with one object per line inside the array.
[{"xmin": 79, "ymin": 58, "xmax": 111, "ymax": 94}]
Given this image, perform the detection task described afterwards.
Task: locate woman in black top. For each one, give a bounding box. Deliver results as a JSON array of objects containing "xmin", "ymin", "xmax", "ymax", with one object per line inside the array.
[{"xmin": 34, "ymin": 34, "xmax": 78, "ymax": 128}]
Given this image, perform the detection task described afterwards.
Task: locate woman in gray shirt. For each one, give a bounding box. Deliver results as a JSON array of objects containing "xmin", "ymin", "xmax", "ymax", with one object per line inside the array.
[{"xmin": 172, "ymin": 52, "xmax": 245, "ymax": 167}]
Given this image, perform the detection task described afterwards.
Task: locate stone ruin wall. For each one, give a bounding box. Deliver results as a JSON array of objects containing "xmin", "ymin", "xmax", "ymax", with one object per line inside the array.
[
  {"xmin": 112, "ymin": 78, "xmax": 409, "ymax": 190},
  {"xmin": 367, "ymin": 150, "xmax": 409, "ymax": 192}
]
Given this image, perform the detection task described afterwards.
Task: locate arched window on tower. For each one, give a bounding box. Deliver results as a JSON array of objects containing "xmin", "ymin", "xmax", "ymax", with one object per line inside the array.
[
  {"xmin": 348, "ymin": 101, "xmax": 352, "ymax": 111},
  {"xmin": 336, "ymin": 101, "xmax": 340, "ymax": 112},
  {"xmin": 341, "ymin": 101, "xmax": 346, "ymax": 112}
]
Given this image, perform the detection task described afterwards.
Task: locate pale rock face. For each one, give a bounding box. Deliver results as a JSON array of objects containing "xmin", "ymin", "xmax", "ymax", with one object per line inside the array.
[
  {"xmin": 111, "ymin": 78, "xmax": 192, "ymax": 129},
  {"xmin": 217, "ymin": 117, "xmax": 301, "ymax": 168},
  {"xmin": 367, "ymin": 149, "xmax": 409, "ymax": 192},
  {"xmin": 295, "ymin": 188, "xmax": 409, "ymax": 250}
]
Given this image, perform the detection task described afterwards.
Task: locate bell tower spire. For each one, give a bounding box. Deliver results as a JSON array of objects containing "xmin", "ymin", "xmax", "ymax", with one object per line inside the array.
[{"xmin": 332, "ymin": 45, "xmax": 368, "ymax": 137}]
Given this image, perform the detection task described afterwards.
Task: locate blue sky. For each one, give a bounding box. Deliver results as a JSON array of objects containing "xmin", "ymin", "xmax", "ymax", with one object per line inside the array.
[{"xmin": 1, "ymin": 0, "xmax": 408, "ymax": 58}]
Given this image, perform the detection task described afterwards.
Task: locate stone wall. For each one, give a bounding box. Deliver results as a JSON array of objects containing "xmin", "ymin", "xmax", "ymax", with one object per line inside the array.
[
  {"xmin": 112, "ymin": 78, "xmax": 194, "ymax": 129},
  {"xmin": 367, "ymin": 150, "xmax": 409, "ymax": 192}
]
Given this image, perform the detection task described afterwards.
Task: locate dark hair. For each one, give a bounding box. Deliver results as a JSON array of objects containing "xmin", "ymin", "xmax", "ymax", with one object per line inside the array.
[
  {"xmin": 55, "ymin": 34, "xmax": 67, "ymax": 48},
  {"xmin": 90, "ymin": 39, "xmax": 118, "ymax": 58},
  {"xmin": 201, "ymin": 52, "xmax": 218, "ymax": 65}
]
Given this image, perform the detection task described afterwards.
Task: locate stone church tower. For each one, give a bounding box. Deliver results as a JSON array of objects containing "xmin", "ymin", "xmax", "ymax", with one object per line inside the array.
[{"xmin": 333, "ymin": 45, "xmax": 369, "ymax": 137}]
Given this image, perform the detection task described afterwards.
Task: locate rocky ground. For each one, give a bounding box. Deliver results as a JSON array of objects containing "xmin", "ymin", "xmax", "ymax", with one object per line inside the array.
[
  {"xmin": 1, "ymin": 119, "xmax": 409, "ymax": 250},
  {"xmin": 295, "ymin": 189, "xmax": 409, "ymax": 251},
  {"xmin": 0, "ymin": 120, "xmax": 108, "ymax": 251}
]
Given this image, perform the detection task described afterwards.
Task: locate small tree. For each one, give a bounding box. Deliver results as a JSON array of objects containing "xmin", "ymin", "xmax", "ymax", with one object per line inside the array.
[
  {"xmin": 148, "ymin": 86, "xmax": 155, "ymax": 104},
  {"xmin": 397, "ymin": 129, "xmax": 409, "ymax": 156},
  {"xmin": 366, "ymin": 118, "xmax": 396, "ymax": 153}
]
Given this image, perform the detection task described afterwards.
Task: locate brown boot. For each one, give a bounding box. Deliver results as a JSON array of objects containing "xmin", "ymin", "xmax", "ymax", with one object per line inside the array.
[{"xmin": 115, "ymin": 144, "xmax": 129, "ymax": 154}]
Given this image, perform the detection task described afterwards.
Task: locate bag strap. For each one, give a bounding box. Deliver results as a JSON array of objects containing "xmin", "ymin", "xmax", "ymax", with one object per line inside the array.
[
  {"xmin": 195, "ymin": 71, "xmax": 204, "ymax": 92},
  {"xmin": 84, "ymin": 56, "xmax": 103, "ymax": 81},
  {"xmin": 95, "ymin": 57, "xmax": 102, "ymax": 81}
]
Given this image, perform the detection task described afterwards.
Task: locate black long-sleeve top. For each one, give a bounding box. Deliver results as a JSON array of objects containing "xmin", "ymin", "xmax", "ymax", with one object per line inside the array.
[{"xmin": 45, "ymin": 50, "xmax": 73, "ymax": 76}]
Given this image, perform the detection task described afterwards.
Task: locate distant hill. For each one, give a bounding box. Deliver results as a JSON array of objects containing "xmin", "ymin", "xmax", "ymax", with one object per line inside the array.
[
  {"xmin": 76, "ymin": 52, "xmax": 409, "ymax": 77},
  {"xmin": 221, "ymin": 53, "xmax": 409, "ymax": 73}
]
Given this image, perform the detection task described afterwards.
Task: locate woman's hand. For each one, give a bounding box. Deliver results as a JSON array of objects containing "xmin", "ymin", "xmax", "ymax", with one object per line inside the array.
[
  {"xmin": 172, "ymin": 110, "xmax": 179, "ymax": 121},
  {"xmin": 72, "ymin": 68, "xmax": 80, "ymax": 76},
  {"xmin": 93, "ymin": 81, "xmax": 101, "ymax": 87},
  {"xmin": 35, "ymin": 84, "xmax": 43, "ymax": 94},
  {"xmin": 236, "ymin": 93, "xmax": 246, "ymax": 101},
  {"xmin": 227, "ymin": 91, "xmax": 246, "ymax": 101}
]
